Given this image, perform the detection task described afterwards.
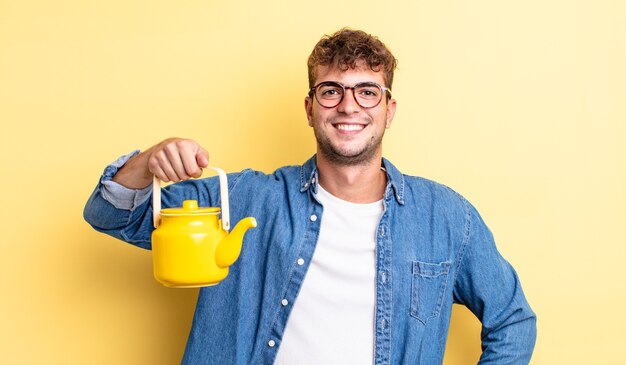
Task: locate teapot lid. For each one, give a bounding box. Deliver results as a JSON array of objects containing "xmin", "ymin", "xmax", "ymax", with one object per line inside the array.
[{"xmin": 160, "ymin": 200, "xmax": 219, "ymax": 215}]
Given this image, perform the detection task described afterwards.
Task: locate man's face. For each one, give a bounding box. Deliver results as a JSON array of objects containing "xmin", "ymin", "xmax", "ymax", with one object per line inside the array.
[{"xmin": 305, "ymin": 63, "xmax": 396, "ymax": 166}]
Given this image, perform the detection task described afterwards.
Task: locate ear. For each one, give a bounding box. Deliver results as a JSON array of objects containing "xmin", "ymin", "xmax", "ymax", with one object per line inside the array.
[
  {"xmin": 305, "ymin": 96, "xmax": 314, "ymax": 126},
  {"xmin": 385, "ymin": 98, "xmax": 397, "ymax": 129}
]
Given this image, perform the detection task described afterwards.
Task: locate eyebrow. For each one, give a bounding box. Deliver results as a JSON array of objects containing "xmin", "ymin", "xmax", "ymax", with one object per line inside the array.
[{"xmin": 318, "ymin": 81, "xmax": 380, "ymax": 86}]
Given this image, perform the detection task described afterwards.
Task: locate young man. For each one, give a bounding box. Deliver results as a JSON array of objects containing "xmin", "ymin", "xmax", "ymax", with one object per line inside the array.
[{"xmin": 84, "ymin": 29, "xmax": 536, "ymax": 364}]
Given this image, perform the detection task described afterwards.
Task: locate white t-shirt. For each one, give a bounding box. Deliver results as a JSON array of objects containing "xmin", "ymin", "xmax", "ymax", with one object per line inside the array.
[{"xmin": 274, "ymin": 185, "xmax": 384, "ymax": 364}]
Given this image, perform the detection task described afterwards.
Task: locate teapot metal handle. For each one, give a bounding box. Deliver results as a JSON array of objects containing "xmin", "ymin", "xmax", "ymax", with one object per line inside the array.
[{"xmin": 152, "ymin": 166, "xmax": 230, "ymax": 232}]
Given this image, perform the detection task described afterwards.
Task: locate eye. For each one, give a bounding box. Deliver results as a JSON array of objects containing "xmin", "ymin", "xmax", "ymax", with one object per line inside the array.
[
  {"xmin": 356, "ymin": 86, "xmax": 380, "ymax": 99},
  {"xmin": 317, "ymin": 84, "xmax": 343, "ymax": 98}
]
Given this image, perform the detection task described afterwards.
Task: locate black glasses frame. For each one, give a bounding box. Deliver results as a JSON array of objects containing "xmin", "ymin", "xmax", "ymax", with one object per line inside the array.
[{"xmin": 308, "ymin": 81, "xmax": 391, "ymax": 109}]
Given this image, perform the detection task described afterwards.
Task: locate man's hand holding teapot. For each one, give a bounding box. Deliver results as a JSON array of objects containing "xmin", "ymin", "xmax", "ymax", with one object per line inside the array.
[{"xmin": 113, "ymin": 138, "xmax": 209, "ymax": 189}]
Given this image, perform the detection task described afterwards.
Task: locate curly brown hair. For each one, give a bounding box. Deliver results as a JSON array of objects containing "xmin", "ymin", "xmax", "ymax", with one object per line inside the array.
[{"xmin": 307, "ymin": 28, "xmax": 398, "ymax": 89}]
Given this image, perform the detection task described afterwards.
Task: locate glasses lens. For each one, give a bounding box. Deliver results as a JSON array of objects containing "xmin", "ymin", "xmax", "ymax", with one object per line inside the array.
[
  {"xmin": 354, "ymin": 83, "xmax": 383, "ymax": 108},
  {"xmin": 315, "ymin": 82, "xmax": 344, "ymax": 108}
]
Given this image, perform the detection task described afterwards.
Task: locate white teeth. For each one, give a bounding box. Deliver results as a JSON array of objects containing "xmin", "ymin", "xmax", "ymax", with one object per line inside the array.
[{"xmin": 336, "ymin": 124, "xmax": 364, "ymax": 131}]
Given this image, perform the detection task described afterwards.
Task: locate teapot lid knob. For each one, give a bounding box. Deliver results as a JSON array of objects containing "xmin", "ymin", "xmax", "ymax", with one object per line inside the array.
[{"xmin": 182, "ymin": 200, "xmax": 198, "ymax": 210}]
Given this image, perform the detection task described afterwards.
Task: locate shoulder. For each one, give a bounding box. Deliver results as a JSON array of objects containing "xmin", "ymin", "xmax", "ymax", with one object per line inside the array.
[
  {"xmin": 222, "ymin": 165, "xmax": 304, "ymax": 199},
  {"xmin": 233, "ymin": 165, "xmax": 302, "ymax": 184},
  {"xmin": 402, "ymin": 174, "xmax": 470, "ymax": 211},
  {"xmin": 401, "ymin": 175, "xmax": 491, "ymax": 240},
  {"xmin": 383, "ymin": 157, "xmax": 469, "ymax": 213},
  {"xmin": 232, "ymin": 155, "xmax": 317, "ymax": 188}
]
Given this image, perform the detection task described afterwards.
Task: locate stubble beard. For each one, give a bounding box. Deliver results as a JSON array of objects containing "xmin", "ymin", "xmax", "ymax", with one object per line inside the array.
[{"xmin": 313, "ymin": 117, "xmax": 385, "ymax": 167}]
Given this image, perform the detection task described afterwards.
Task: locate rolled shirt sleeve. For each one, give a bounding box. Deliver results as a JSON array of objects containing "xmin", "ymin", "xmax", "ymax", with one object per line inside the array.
[
  {"xmin": 99, "ymin": 150, "xmax": 152, "ymax": 210},
  {"xmin": 83, "ymin": 150, "xmax": 154, "ymax": 249}
]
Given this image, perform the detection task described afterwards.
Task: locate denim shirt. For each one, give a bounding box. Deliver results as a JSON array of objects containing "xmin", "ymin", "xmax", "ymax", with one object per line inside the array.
[{"xmin": 84, "ymin": 153, "xmax": 536, "ymax": 365}]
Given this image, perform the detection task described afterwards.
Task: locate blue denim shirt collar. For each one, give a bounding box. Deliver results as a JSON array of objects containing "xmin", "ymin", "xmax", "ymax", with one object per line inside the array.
[{"xmin": 299, "ymin": 155, "xmax": 405, "ymax": 205}]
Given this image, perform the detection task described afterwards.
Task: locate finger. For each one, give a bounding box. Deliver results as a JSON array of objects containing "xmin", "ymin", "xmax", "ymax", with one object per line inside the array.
[
  {"xmin": 163, "ymin": 143, "xmax": 190, "ymax": 181},
  {"xmin": 153, "ymin": 150, "xmax": 183, "ymax": 182},
  {"xmin": 179, "ymin": 143, "xmax": 204, "ymax": 178},
  {"xmin": 148, "ymin": 154, "xmax": 171, "ymax": 182},
  {"xmin": 196, "ymin": 147, "xmax": 209, "ymax": 169}
]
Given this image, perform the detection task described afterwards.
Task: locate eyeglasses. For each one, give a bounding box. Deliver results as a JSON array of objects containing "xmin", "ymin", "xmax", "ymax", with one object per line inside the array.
[{"xmin": 309, "ymin": 81, "xmax": 391, "ymax": 109}]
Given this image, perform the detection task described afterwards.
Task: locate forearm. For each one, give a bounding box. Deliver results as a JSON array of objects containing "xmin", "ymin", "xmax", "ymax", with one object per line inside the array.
[
  {"xmin": 478, "ymin": 305, "xmax": 537, "ymax": 364},
  {"xmin": 83, "ymin": 151, "xmax": 155, "ymax": 249},
  {"xmin": 463, "ymin": 269, "xmax": 537, "ymax": 365},
  {"xmin": 112, "ymin": 149, "xmax": 154, "ymax": 189},
  {"xmin": 83, "ymin": 186, "xmax": 154, "ymax": 249},
  {"xmin": 454, "ymin": 200, "xmax": 537, "ymax": 364}
]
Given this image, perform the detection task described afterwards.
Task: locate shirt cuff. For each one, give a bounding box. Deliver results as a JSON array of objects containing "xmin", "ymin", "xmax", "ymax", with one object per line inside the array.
[{"xmin": 100, "ymin": 150, "xmax": 152, "ymax": 211}]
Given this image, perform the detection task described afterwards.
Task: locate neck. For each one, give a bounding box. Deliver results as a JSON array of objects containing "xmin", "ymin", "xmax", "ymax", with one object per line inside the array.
[{"xmin": 316, "ymin": 152, "xmax": 387, "ymax": 203}]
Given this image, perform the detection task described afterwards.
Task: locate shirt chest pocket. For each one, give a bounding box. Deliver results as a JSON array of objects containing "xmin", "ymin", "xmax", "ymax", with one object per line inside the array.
[{"xmin": 410, "ymin": 260, "xmax": 451, "ymax": 325}]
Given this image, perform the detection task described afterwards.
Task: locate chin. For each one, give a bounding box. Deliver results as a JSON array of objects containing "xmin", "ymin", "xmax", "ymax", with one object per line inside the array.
[{"xmin": 320, "ymin": 146, "xmax": 380, "ymax": 166}]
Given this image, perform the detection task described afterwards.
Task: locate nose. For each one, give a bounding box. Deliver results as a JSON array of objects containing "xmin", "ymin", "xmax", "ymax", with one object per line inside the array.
[{"xmin": 336, "ymin": 88, "xmax": 360, "ymax": 114}]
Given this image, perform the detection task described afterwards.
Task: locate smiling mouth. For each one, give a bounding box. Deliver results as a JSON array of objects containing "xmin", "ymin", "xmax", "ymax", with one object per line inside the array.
[{"xmin": 334, "ymin": 123, "xmax": 365, "ymax": 131}]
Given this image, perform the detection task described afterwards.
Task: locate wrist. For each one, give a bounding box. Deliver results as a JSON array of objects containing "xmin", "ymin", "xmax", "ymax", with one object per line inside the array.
[{"xmin": 112, "ymin": 151, "xmax": 153, "ymax": 189}]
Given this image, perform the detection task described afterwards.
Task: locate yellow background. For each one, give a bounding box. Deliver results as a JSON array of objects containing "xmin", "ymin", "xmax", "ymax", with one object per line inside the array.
[{"xmin": 1, "ymin": 0, "xmax": 624, "ymax": 363}]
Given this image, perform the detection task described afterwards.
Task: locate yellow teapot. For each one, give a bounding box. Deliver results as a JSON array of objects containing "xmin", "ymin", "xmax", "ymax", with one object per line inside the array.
[{"xmin": 151, "ymin": 167, "xmax": 256, "ymax": 288}]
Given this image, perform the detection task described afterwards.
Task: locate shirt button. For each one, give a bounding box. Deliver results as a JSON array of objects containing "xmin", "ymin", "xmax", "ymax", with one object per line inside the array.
[
  {"xmin": 381, "ymin": 272, "xmax": 387, "ymax": 284},
  {"xmin": 297, "ymin": 258, "xmax": 305, "ymax": 266},
  {"xmin": 381, "ymin": 319, "xmax": 387, "ymax": 329},
  {"xmin": 268, "ymin": 340, "xmax": 276, "ymax": 347},
  {"xmin": 281, "ymin": 299, "xmax": 289, "ymax": 306},
  {"xmin": 380, "ymin": 227, "xmax": 385, "ymax": 236},
  {"xmin": 311, "ymin": 177, "xmax": 316, "ymax": 184},
  {"xmin": 310, "ymin": 214, "xmax": 318, "ymax": 222}
]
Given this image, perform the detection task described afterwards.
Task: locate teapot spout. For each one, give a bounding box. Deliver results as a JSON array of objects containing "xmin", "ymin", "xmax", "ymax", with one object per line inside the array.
[{"xmin": 215, "ymin": 217, "xmax": 257, "ymax": 268}]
